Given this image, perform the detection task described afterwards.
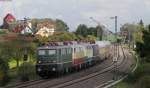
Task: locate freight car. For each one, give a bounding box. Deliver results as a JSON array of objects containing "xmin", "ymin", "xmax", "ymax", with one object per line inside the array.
[{"xmin": 36, "ymin": 41, "xmax": 110, "ymax": 78}]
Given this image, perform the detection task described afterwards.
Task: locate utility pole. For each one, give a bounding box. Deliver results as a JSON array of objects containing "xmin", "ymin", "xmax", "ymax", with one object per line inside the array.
[
  {"xmin": 111, "ymin": 16, "xmax": 118, "ymax": 80},
  {"xmin": 128, "ymin": 30, "xmax": 131, "ymax": 49},
  {"xmin": 115, "ymin": 16, "xmax": 117, "ymax": 37},
  {"xmin": 110, "ymin": 16, "xmax": 118, "ymax": 39}
]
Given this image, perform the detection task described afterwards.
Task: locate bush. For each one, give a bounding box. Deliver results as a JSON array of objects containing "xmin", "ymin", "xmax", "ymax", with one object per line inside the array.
[
  {"xmin": 125, "ymin": 63, "xmax": 150, "ymax": 84},
  {"xmin": 134, "ymin": 75, "xmax": 150, "ymax": 88},
  {"xmin": 114, "ymin": 82, "xmax": 132, "ymax": 88},
  {"xmin": 18, "ymin": 62, "xmax": 36, "ymax": 82},
  {"xmin": 0, "ymin": 58, "xmax": 9, "ymax": 86},
  {"xmin": 134, "ymin": 63, "xmax": 150, "ymax": 79},
  {"xmin": 125, "ymin": 72, "xmax": 135, "ymax": 83},
  {"xmin": 0, "ymin": 30, "xmax": 6, "ymax": 34}
]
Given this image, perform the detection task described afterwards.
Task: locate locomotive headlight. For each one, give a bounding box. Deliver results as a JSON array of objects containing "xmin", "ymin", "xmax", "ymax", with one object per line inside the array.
[
  {"xmin": 37, "ymin": 68, "xmax": 41, "ymax": 72},
  {"xmin": 38, "ymin": 60, "xmax": 41, "ymax": 63},
  {"xmin": 52, "ymin": 68, "xmax": 56, "ymax": 71}
]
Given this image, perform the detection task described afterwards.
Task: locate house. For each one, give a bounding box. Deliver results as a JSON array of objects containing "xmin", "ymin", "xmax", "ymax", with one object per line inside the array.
[
  {"xmin": 13, "ymin": 20, "xmax": 33, "ymax": 34},
  {"xmin": 36, "ymin": 21, "xmax": 55, "ymax": 37},
  {"xmin": 13, "ymin": 24, "xmax": 24, "ymax": 33},
  {"xmin": 3, "ymin": 13, "xmax": 16, "ymax": 24},
  {"xmin": 20, "ymin": 22, "xmax": 33, "ymax": 34},
  {"xmin": 1, "ymin": 13, "xmax": 16, "ymax": 29}
]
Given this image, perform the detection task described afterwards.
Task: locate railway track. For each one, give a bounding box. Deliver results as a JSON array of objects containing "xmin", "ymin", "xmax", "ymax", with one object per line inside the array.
[
  {"xmin": 6, "ymin": 44, "xmax": 122, "ymax": 88},
  {"xmin": 47, "ymin": 44, "xmax": 125, "ymax": 88}
]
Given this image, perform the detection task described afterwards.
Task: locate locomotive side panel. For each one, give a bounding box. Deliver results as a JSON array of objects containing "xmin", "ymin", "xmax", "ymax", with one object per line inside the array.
[
  {"xmin": 72, "ymin": 46, "xmax": 85, "ymax": 66},
  {"xmin": 57, "ymin": 48, "xmax": 72, "ymax": 72},
  {"xmin": 84, "ymin": 45, "xmax": 94, "ymax": 63},
  {"xmin": 96, "ymin": 41, "xmax": 111, "ymax": 61},
  {"xmin": 92, "ymin": 45, "xmax": 100, "ymax": 61}
]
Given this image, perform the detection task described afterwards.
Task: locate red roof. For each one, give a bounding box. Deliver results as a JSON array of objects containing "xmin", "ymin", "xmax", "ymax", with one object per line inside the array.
[
  {"xmin": 13, "ymin": 24, "xmax": 24, "ymax": 33},
  {"xmin": 4, "ymin": 13, "xmax": 16, "ymax": 24}
]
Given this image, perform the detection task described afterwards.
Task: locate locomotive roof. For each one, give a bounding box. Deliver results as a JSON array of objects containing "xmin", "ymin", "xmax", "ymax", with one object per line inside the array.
[
  {"xmin": 37, "ymin": 43, "xmax": 96, "ymax": 50},
  {"xmin": 96, "ymin": 41, "xmax": 110, "ymax": 47}
]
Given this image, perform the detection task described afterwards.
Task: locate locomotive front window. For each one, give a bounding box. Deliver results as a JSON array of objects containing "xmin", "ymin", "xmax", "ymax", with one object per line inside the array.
[
  {"xmin": 38, "ymin": 50, "xmax": 45, "ymax": 55},
  {"xmin": 48, "ymin": 50, "xmax": 56, "ymax": 55}
]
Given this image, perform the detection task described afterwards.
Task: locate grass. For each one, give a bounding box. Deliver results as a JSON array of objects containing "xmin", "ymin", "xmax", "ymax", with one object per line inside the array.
[
  {"xmin": 113, "ymin": 82, "xmax": 133, "ymax": 88},
  {"xmin": 9, "ymin": 59, "xmax": 36, "ymax": 69},
  {"xmin": 4, "ymin": 60, "xmax": 40, "ymax": 87},
  {"xmin": 9, "ymin": 60, "xmax": 17, "ymax": 69},
  {"xmin": 122, "ymin": 44, "xmax": 129, "ymax": 49}
]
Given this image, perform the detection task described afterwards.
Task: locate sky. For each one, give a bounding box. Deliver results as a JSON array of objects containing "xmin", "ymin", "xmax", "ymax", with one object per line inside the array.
[{"xmin": 0, "ymin": 0, "xmax": 150, "ymax": 32}]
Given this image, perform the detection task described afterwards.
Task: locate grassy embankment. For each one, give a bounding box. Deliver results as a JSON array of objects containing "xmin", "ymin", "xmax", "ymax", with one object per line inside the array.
[
  {"xmin": 6, "ymin": 59, "xmax": 40, "ymax": 86},
  {"xmin": 113, "ymin": 45, "xmax": 150, "ymax": 88}
]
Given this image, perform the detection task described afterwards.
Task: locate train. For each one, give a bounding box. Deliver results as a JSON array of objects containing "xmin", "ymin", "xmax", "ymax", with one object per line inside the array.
[{"xmin": 36, "ymin": 41, "xmax": 111, "ymax": 78}]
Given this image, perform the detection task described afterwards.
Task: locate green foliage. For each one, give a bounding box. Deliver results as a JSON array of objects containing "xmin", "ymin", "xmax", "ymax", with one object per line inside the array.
[
  {"xmin": 34, "ymin": 32, "xmax": 79, "ymax": 45},
  {"xmin": 0, "ymin": 30, "xmax": 6, "ymax": 34},
  {"xmin": 114, "ymin": 82, "xmax": 132, "ymax": 88},
  {"xmin": 136, "ymin": 25, "xmax": 150, "ymax": 62},
  {"xmin": 76, "ymin": 24, "xmax": 88, "ymax": 37},
  {"xmin": 125, "ymin": 63, "xmax": 150, "ymax": 84},
  {"xmin": 107, "ymin": 34, "xmax": 116, "ymax": 42},
  {"xmin": 134, "ymin": 63, "xmax": 150, "ymax": 79},
  {"xmin": 134, "ymin": 75, "xmax": 150, "ymax": 88},
  {"xmin": 121, "ymin": 23, "xmax": 141, "ymax": 43},
  {"xmin": 75, "ymin": 24, "xmax": 105, "ymax": 40},
  {"xmin": 34, "ymin": 31, "xmax": 97, "ymax": 45},
  {"xmin": 87, "ymin": 27, "xmax": 97, "ymax": 36},
  {"xmin": 17, "ymin": 62, "xmax": 36, "ymax": 82},
  {"xmin": 55, "ymin": 19, "xmax": 69, "ymax": 32},
  {"xmin": 115, "ymin": 62, "xmax": 150, "ymax": 88},
  {"xmin": 76, "ymin": 35, "xmax": 84, "ymax": 40},
  {"xmin": 34, "ymin": 35, "xmax": 49, "ymax": 44},
  {"xmin": 0, "ymin": 58, "xmax": 9, "ymax": 86},
  {"xmin": 85, "ymin": 35, "xmax": 96, "ymax": 41},
  {"xmin": 0, "ymin": 39, "xmax": 37, "ymax": 69},
  {"xmin": 96, "ymin": 26, "xmax": 103, "ymax": 40},
  {"xmin": 48, "ymin": 32, "xmax": 74, "ymax": 41}
]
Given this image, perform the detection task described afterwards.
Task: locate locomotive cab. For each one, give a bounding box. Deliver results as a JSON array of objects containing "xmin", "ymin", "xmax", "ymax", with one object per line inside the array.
[
  {"xmin": 37, "ymin": 49, "xmax": 57, "ymax": 64},
  {"xmin": 36, "ymin": 47, "xmax": 59, "ymax": 77},
  {"xmin": 36, "ymin": 46, "xmax": 73, "ymax": 77}
]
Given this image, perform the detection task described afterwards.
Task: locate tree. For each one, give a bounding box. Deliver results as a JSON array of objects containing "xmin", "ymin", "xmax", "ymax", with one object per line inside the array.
[
  {"xmin": 85, "ymin": 35, "xmax": 96, "ymax": 41},
  {"xmin": 95, "ymin": 26, "xmax": 103, "ymax": 40},
  {"xmin": 120, "ymin": 23, "xmax": 144, "ymax": 48},
  {"xmin": 87, "ymin": 27, "xmax": 97, "ymax": 36},
  {"xmin": 48, "ymin": 32, "xmax": 77, "ymax": 41},
  {"xmin": 0, "ymin": 43, "xmax": 11, "ymax": 86},
  {"xmin": 135, "ymin": 75, "xmax": 150, "ymax": 88},
  {"xmin": 136, "ymin": 24, "xmax": 150, "ymax": 62},
  {"xmin": 139, "ymin": 19, "xmax": 144, "ymax": 27},
  {"xmin": 76, "ymin": 24, "xmax": 105, "ymax": 40},
  {"xmin": 0, "ymin": 57, "xmax": 9, "ymax": 86},
  {"xmin": 76, "ymin": 24, "xmax": 88, "ymax": 37},
  {"xmin": 55, "ymin": 19, "xmax": 69, "ymax": 32}
]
